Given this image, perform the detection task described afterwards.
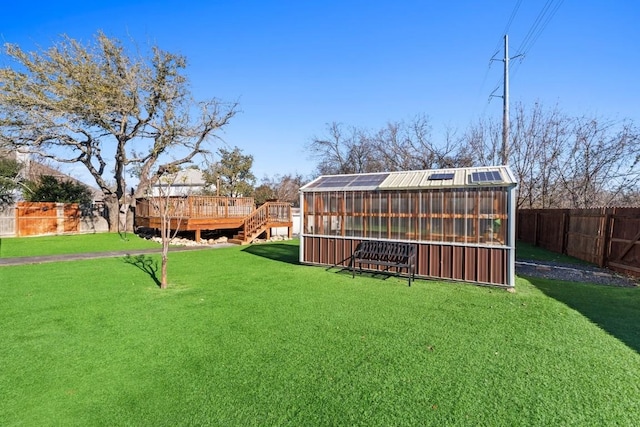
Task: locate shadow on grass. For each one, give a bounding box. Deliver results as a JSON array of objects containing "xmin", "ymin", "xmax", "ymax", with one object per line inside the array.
[
  {"xmin": 123, "ymin": 254, "xmax": 161, "ymax": 288},
  {"xmin": 529, "ymin": 276, "xmax": 640, "ymax": 353},
  {"xmin": 241, "ymin": 243, "xmax": 299, "ymax": 265}
]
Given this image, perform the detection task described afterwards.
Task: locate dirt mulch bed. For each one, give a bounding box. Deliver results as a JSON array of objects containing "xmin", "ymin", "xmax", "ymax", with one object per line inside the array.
[{"xmin": 516, "ymin": 260, "xmax": 638, "ymax": 287}]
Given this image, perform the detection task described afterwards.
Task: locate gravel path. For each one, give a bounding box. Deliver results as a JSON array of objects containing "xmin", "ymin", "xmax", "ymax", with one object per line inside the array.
[
  {"xmin": 0, "ymin": 243, "xmax": 234, "ymax": 267},
  {"xmin": 516, "ymin": 260, "xmax": 638, "ymax": 287}
]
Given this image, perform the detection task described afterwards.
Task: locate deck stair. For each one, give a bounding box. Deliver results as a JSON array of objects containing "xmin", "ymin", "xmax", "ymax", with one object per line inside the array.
[{"xmin": 229, "ymin": 201, "xmax": 292, "ymax": 245}]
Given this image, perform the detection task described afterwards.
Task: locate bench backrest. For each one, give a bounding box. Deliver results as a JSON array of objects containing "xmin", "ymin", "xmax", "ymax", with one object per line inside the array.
[{"xmin": 353, "ymin": 240, "xmax": 416, "ymax": 263}]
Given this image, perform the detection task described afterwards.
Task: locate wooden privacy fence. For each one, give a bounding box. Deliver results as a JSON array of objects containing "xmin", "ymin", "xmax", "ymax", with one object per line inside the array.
[
  {"xmin": 517, "ymin": 207, "xmax": 640, "ymax": 277},
  {"xmin": 0, "ymin": 202, "xmax": 81, "ymax": 237},
  {"xmin": 16, "ymin": 202, "xmax": 80, "ymax": 237}
]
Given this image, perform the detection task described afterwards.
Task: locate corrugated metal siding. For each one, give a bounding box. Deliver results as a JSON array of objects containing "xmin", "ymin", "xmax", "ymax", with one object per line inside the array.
[
  {"xmin": 302, "ymin": 236, "xmax": 509, "ymax": 286},
  {"xmin": 379, "ymin": 166, "xmax": 515, "ymax": 190}
]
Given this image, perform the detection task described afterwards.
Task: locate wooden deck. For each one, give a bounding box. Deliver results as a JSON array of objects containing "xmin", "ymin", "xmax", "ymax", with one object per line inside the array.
[{"xmin": 135, "ymin": 196, "xmax": 293, "ymax": 243}]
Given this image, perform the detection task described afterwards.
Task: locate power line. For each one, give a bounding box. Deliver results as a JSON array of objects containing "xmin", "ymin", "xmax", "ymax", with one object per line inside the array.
[
  {"xmin": 496, "ymin": 0, "xmax": 523, "ymax": 55},
  {"xmin": 510, "ymin": 0, "xmax": 564, "ymax": 80},
  {"xmin": 486, "ymin": 0, "xmax": 564, "ymax": 104}
]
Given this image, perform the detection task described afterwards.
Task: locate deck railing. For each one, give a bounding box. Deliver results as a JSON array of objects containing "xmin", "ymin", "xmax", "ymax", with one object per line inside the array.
[{"xmin": 136, "ymin": 196, "xmax": 255, "ymax": 219}]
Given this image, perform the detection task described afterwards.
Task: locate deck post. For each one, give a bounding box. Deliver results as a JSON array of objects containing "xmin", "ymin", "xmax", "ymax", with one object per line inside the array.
[{"xmin": 195, "ymin": 229, "xmax": 201, "ymax": 242}]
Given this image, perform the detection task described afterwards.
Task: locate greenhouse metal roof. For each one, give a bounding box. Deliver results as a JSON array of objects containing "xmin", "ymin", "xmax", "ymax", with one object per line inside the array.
[{"xmin": 301, "ymin": 166, "xmax": 517, "ymax": 192}]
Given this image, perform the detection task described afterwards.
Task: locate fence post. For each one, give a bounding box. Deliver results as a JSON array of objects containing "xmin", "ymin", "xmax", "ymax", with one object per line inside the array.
[
  {"xmin": 561, "ymin": 210, "xmax": 570, "ymax": 255},
  {"xmin": 56, "ymin": 203, "xmax": 64, "ymax": 234},
  {"xmin": 600, "ymin": 212, "xmax": 613, "ymax": 268},
  {"xmin": 534, "ymin": 211, "xmax": 539, "ymax": 246}
]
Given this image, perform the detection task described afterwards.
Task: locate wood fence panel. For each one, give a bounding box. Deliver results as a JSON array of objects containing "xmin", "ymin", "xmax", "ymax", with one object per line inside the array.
[
  {"xmin": 518, "ymin": 207, "xmax": 640, "ymax": 278},
  {"xmin": 536, "ymin": 211, "xmax": 565, "ymax": 253},
  {"xmin": 0, "ymin": 205, "xmax": 16, "ymax": 236},
  {"xmin": 607, "ymin": 213, "xmax": 640, "ymax": 276},
  {"xmin": 17, "ymin": 202, "xmax": 57, "ymax": 236},
  {"xmin": 565, "ymin": 210, "xmax": 606, "ymax": 265},
  {"xmin": 63, "ymin": 204, "xmax": 80, "ymax": 233},
  {"xmin": 516, "ymin": 210, "xmax": 537, "ymax": 243},
  {"xmin": 16, "ymin": 202, "xmax": 79, "ymax": 237}
]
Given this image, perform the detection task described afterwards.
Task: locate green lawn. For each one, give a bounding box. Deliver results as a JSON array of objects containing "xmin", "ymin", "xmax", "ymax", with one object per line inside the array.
[
  {"xmin": 0, "ymin": 232, "xmax": 160, "ymax": 258},
  {"xmin": 1, "ymin": 240, "xmax": 639, "ymax": 426},
  {"xmin": 516, "ymin": 240, "xmax": 591, "ymax": 265}
]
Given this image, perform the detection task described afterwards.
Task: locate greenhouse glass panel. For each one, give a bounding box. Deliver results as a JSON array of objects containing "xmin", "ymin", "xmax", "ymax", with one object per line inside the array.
[
  {"xmin": 353, "ymin": 192, "xmax": 364, "ymax": 213},
  {"xmin": 367, "ymin": 215, "xmax": 380, "ymax": 239},
  {"xmin": 345, "ymin": 216, "xmax": 363, "ymax": 237},
  {"xmin": 329, "ymin": 192, "xmax": 343, "ymax": 214},
  {"xmin": 345, "ymin": 192, "xmax": 353, "ymax": 213},
  {"xmin": 319, "ymin": 193, "xmax": 330, "ymax": 214},
  {"xmin": 391, "ymin": 217, "xmax": 410, "ymax": 240},
  {"xmin": 379, "ymin": 193, "xmax": 389, "ymax": 214},
  {"xmin": 329, "ymin": 215, "xmax": 342, "ymax": 235},
  {"xmin": 304, "ymin": 193, "xmax": 315, "ymax": 214}
]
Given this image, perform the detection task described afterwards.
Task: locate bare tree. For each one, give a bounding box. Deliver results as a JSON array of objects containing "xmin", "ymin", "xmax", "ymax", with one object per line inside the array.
[
  {"xmin": 463, "ymin": 102, "xmax": 640, "ymax": 209},
  {"xmin": 308, "ymin": 122, "xmax": 382, "ymax": 175},
  {"xmin": 509, "ymin": 103, "xmax": 569, "ymax": 208},
  {"xmin": 308, "ymin": 117, "xmax": 471, "ymax": 176},
  {"xmin": 462, "ymin": 118, "xmax": 503, "ymax": 167},
  {"xmin": 0, "ymin": 32, "xmax": 238, "ymax": 232},
  {"xmin": 256, "ymin": 173, "xmax": 306, "ymax": 206},
  {"xmin": 558, "ymin": 116, "xmax": 640, "ymax": 208},
  {"xmin": 144, "ymin": 166, "xmax": 191, "ymax": 289},
  {"xmin": 309, "ymin": 106, "xmax": 640, "ymax": 210},
  {"xmin": 373, "ymin": 115, "xmax": 469, "ymax": 171}
]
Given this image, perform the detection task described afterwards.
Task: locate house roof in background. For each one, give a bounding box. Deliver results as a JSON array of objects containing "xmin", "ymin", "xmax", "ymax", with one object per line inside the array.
[
  {"xmin": 1, "ymin": 151, "xmax": 103, "ymax": 202},
  {"xmin": 154, "ymin": 168, "xmax": 206, "ymax": 187}
]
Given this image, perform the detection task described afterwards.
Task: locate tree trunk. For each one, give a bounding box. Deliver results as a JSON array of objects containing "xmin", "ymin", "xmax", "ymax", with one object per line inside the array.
[
  {"xmin": 160, "ymin": 250, "xmax": 168, "ymax": 289},
  {"xmin": 104, "ymin": 195, "xmax": 120, "ymax": 233},
  {"xmin": 103, "ymin": 194, "xmax": 137, "ymax": 233},
  {"xmin": 160, "ymin": 221, "xmax": 169, "ymax": 289},
  {"xmin": 126, "ymin": 200, "xmax": 136, "ymax": 233}
]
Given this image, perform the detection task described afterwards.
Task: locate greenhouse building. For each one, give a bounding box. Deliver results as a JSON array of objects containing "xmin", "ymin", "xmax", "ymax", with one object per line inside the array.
[{"xmin": 299, "ymin": 166, "xmax": 518, "ymax": 287}]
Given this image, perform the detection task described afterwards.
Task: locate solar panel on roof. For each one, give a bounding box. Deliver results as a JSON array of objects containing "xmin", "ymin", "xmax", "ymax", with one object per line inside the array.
[
  {"xmin": 305, "ymin": 173, "xmax": 389, "ymax": 190},
  {"xmin": 470, "ymin": 170, "xmax": 503, "ymax": 183},
  {"xmin": 305, "ymin": 176, "xmax": 352, "ymax": 188},
  {"xmin": 428, "ymin": 172, "xmax": 454, "ymax": 180},
  {"xmin": 349, "ymin": 173, "xmax": 389, "ymax": 186}
]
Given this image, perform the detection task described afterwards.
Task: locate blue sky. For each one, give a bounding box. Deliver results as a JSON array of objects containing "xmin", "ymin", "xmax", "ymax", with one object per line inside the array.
[{"xmin": 1, "ymin": 1, "xmax": 638, "ymax": 182}]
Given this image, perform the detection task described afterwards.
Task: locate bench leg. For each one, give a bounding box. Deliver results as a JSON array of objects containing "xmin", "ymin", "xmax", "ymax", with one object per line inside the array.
[{"xmin": 350, "ymin": 257, "xmax": 355, "ymax": 279}]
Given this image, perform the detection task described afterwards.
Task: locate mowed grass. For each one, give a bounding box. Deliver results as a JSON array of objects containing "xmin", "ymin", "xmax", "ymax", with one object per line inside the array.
[
  {"xmin": 516, "ymin": 240, "xmax": 591, "ymax": 265},
  {"xmin": 1, "ymin": 240, "xmax": 640, "ymax": 426},
  {"xmin": 0, "ymin": 232, "xmax": 159, "ymax": 258}
]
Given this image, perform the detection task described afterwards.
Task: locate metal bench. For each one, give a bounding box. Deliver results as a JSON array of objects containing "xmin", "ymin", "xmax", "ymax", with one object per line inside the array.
[{"xmin": 350, "ymin": 240, "xmax": 417, "ymax": 286}]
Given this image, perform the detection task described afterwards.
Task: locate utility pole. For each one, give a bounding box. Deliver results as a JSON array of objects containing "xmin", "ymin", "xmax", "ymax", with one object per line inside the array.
[{"xmin": 502, "ymin": 34, "xmax": 509, "ymax": 165}]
